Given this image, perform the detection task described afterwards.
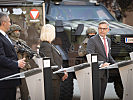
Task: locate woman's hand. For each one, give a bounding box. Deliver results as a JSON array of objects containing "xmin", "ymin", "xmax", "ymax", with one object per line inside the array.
[{"xmin": 62, "ymin": 71, "xmax": 68, "ymax": 81}]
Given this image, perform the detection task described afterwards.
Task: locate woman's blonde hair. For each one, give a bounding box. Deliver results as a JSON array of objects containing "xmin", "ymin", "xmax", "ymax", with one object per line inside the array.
[{"xmin": 40, "ymin": 24, "xmax": 55, "ymax": 42}]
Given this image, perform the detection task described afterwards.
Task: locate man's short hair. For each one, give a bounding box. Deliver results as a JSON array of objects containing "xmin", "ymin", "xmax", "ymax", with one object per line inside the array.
[
  {"xmin": 98, "ymin": 20, "xmax": 109, "ymax": 28},
  {"xmin": 99, "ymin": 20, "xmax": 109, "ymax": 26},
  {"xmin": 0, "ymin": 12, "xmax": 8, "ymax": 26}
]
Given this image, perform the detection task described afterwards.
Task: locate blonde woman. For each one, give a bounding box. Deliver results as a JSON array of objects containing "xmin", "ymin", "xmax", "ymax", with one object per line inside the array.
[{"xmin": 39, "ymin": 24, "xmax": 68, "ymax": 100}]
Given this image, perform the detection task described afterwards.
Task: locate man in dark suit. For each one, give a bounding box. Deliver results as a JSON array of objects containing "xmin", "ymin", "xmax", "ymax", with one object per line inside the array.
[
  {"xmin": 0, "ymin": 12, "xmax": 26, "ymax": 100},
  {"xmin": 87, "ymin": 20, "xmax": 115, "ymax": 100}
]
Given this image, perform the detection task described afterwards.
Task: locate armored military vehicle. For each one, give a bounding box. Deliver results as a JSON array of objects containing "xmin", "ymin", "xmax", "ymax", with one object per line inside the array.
[
  {"xmin": 45, "ymin": 0, "xmax": 133, "ymax": 99},
  {"xmin": 46, "ymin": 0, "xmax": 133, "ymax": 62}
]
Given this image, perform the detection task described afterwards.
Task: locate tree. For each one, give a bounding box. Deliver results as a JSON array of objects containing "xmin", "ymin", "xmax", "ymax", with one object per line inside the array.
[{"xmin": 116, "ymin": 0, "xmax": 133, "ymax": 12}]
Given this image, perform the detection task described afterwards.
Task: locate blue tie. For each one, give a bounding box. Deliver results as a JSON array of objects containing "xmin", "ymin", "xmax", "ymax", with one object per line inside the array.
[{"xmin": 5, "ymin": 34, "xmax": 12, "ymax": 44}]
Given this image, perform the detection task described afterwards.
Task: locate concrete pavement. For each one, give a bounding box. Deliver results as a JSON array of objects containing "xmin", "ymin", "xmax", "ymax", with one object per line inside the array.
[{"xmin": 73, "ymin": 79, "xmax": 119, "ymax": 100}]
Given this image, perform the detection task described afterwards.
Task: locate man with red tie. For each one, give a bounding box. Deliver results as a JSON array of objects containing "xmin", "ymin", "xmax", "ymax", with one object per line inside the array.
[{"xmin": 87, "ymin": 20, "xmax": 116, "ymax": 100}]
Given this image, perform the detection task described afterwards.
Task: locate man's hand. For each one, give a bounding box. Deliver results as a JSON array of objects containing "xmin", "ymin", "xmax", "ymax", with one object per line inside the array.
[
  {"xmin": 18, "ymin": 58, "xmax": 26, "ymax": 68},
  {"xmin": 101, "ymin": 62, "xmax": 110, "ymax": 68}
]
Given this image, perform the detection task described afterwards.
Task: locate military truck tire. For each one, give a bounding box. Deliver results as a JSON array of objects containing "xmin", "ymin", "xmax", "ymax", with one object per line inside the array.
[
  {"xmin": 114, "ymin": 79, "xmax": 123, "ymax": 100},
  {"xmin": 59, "ymin": 72, "xmax": 74, "ymax": 100}
]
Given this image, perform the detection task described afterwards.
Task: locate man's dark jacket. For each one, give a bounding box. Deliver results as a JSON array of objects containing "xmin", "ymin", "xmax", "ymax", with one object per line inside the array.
[
  {"xmin": 87, "ymin": 34, "xmax": 115, "ymax": 64},
  {"xmin": 0, "ymin": 32, "xmax": 20, "ymax": 88}
]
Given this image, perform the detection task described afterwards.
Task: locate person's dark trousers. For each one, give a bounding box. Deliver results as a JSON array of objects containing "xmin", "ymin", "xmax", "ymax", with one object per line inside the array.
[
  {"xmin": 99, "ymin": 70, "xmax": 108, "ymax": 100},
  {"xmin": 0, "ymin": 87, "xmax": 16, "ymax": 100}
]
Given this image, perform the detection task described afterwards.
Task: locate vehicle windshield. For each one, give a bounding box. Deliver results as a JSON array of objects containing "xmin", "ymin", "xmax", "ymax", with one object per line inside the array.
[{"xmin": 48, "ymin": 4, "xmax": 115, "ymax": 21}]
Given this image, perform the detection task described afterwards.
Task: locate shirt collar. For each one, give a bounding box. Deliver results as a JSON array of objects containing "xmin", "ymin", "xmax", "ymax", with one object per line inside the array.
[
  {"xmin": 0, "ymin": 29, "xmax": 6, "ymax": 36},
  {"xmin": 99, "ymin": 34, "xmax": 107, "ymax": 40}
]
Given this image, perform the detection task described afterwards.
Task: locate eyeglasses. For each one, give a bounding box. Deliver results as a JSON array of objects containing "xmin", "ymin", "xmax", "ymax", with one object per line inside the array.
[{"xmin": 98, "ymin": 28, "xmax": 108, "ymax": 31}]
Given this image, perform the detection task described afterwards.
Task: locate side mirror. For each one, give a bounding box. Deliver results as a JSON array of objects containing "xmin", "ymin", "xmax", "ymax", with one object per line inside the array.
[
  {"xmin": 71, "ymin": 24, "xmax": 84, "ymax": 42},
  {"xmin": 74, "ymin": 24, "xmax": 84, "ymax": 35},
  {"xmin": 55, "ymin": 20, "xmax": 64, "ymax": 33}
]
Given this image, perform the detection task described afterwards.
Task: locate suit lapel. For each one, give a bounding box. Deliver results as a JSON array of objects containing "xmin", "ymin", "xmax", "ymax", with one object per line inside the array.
[
  {"xmin": 107, "ymin": 37, "xmax": 111, "ymax": 53},
  {"xmin": 0, "ymin": 32, "xmax": 12, "ymax": 45},
  {"xmin": 0, "ymin": 33, "xmax": 17, "ymax": 55},
  {"xmin": 97, "ymin": 35, "xmax": 107, "ymax": 58}
]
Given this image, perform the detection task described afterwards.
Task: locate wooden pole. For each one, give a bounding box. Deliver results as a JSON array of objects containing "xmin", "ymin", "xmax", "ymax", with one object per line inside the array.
[{"xmin": 43, "ymin": 2, "xmax": 45, "ymax": 25}]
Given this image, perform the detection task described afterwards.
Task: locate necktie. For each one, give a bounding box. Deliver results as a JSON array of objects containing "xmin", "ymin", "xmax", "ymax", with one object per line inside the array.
[
  {"xmin": 103, "ymin": 37, "xmax": 108, "ymax": 57},
  {"xmin": 5, "ymin": 34, "xmax": 12, "ymax": 44}
]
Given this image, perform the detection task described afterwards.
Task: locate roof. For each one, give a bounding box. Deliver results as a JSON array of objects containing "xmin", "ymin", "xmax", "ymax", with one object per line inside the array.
[{"xmin": 0, "ymin": 0, "xmax": 44, "ymax": 5}]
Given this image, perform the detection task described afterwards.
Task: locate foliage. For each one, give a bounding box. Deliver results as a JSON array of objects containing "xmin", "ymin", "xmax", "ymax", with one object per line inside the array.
[
  {"xmin": 116, "ymin": 0, "xmax": 133, "ymax": 11},
  {"xmin": 98, "ymin": 0, "xmax": 133, "ymax": 11}
]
